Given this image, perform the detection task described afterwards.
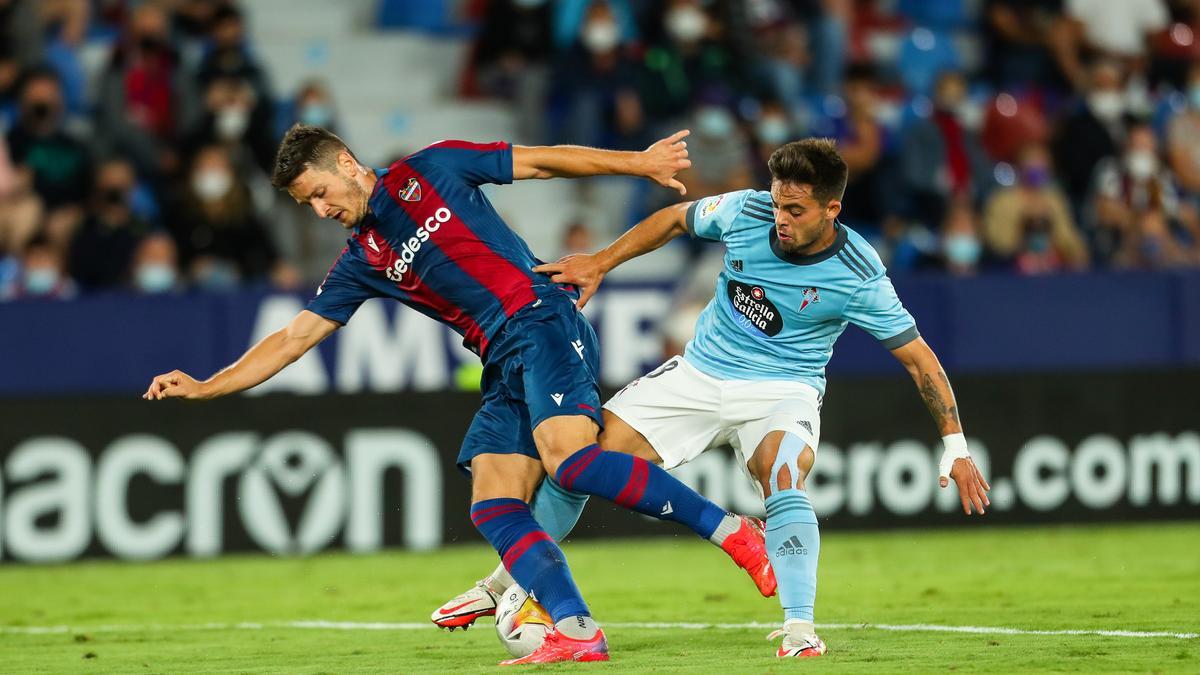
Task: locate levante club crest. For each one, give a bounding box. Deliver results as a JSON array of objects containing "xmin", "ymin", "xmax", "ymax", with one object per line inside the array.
[{"xmin": 399, "ymin": 177, "xmax": 422, "ymax": 202}]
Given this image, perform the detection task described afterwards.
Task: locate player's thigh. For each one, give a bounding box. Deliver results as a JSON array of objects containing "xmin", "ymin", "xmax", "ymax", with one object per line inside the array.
[
  {"xmin": 457, "ymin": 367, "xmax": 542, "ymax": 480},
  {"xmin": 470, "ymin": 452, "xmax": 545, "ymax": 504},
  {"xmin": 601, "ymin": 355, "xmax": 723, "ymax": 470},
  {"xmin": 518, "ymin": 301, "xmax": 605, "ymax": 474},
  {"xmin": 598, "ymin": 409, "xmax": 663, "ymax": 464},
  {"xmin": 731, "ymin": 387, "xmax": 822, "ymax": 496}
]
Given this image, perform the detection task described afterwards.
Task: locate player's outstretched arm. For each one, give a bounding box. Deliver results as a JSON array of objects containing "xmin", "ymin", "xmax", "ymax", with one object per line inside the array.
[
  {"xmin": 890, "ymin": 337, "xmax": 991, "ymax": 515},
  {"xmin": 512, "ymin": 130, "xmax": 691, "ymax": 194},
  {"xmin": 143, "ymin": 310, "xmax": 339, "ymax": 401},
  {"xmin": 533, "ymin": 202, "xmax": 691, "ymax": 309}
]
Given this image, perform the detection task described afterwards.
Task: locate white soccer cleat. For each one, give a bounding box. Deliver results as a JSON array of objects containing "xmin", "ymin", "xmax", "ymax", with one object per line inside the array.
[
  {"xmin": 431, "ymin": 580, "xmax": 500, "ymax": 630},
  {"xmin": 767, "ymin": 619, "xmax": 827, "ymax": 658}
]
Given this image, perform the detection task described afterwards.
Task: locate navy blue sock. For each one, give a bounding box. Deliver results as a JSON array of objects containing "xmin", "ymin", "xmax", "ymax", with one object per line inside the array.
[
  {"xmin": 470, "ymin": 498, "xmax": 588, "ymax": 622},
  {"xmin": 554, "ymin": 444, "xmax": 726, "ymax": 539}
]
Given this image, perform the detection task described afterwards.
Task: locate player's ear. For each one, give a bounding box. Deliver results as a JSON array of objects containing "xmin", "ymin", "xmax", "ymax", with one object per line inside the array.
[
  {"xmin": 336, "ymin": 149, "xmax": 358, "ymax": 175},
  {"xmin": 825, "ymin": 199, "xmax": 842, "ymax": 221}
]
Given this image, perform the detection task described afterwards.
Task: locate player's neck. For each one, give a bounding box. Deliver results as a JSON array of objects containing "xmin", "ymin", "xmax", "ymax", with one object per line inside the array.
[
  {"xmin": 359, "ymin": 169, "xmax": 379, "ymax": 214},
  {"xmin": 795, "ymin": 221, "xmax": 838, "ymax": 256}
]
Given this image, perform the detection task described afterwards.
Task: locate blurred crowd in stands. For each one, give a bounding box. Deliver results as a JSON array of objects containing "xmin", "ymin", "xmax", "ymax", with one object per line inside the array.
[{"xmin": 3, "ymin": 0, "xmax": 1200, "ymax": 302}]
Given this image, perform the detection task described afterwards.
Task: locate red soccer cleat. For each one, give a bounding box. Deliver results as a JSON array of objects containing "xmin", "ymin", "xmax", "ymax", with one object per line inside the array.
[
  {"xmin": 499, "ymin": 627, "xmax": 610, "ymax": 665},
  {"xmin": 721, "ymin": 516, "xmax": 777, "ymax": 597}
]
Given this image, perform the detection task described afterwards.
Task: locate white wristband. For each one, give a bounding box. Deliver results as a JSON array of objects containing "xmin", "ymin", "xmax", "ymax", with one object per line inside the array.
[{"xmin": 939, "ymin": 432, "xmax": 970, "ymax": 480}]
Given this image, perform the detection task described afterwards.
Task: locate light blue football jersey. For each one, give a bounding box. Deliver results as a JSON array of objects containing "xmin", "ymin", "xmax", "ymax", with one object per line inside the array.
[{"xmin": 682, "ymin": 189, "xmax": 919, "ymax": 395}]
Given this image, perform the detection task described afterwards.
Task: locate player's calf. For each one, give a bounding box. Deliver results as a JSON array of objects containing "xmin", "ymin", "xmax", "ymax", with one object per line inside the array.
[{"xmin": 751, "ymin": 432, "xmax": 823, "ymax": 639}]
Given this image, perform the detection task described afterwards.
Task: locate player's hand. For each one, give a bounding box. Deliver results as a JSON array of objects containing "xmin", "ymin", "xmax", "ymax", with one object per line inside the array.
[
  {"xmin": 641, "ymin": 129, "xmax": 692, "ymax": 195},
  {"xmin": 533, "ymin": 253, "xmax": 606, "ymax": 309},
  {"xmin": 941, "ymin": 456, "xmax": 991, "ymax": 516},
  {"xmin": 143, "ymin": 370, "xmax": 207, "ymax": 401}
]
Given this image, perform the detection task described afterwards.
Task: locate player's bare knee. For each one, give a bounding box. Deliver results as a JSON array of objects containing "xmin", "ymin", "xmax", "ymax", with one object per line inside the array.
[
  {"xmin": 748, "ymin": 431, "xmax": 786, "ymax": 486},
  {"xmin": 533, "ymin": 415, "xmax": 601, "ymax": 477},
  {"xmin": 751, "ymin": 431, "xmax": 814, "ymax": 494}
]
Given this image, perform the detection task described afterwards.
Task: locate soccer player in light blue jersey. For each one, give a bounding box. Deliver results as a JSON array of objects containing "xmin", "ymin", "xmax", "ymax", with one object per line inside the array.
[{"xmin": 435, "ymin": 138, "xmax": 991, "ymax": 658}]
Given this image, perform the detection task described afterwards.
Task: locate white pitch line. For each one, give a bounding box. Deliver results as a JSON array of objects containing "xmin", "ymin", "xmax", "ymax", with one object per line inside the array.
[{"xmin": 1, "ymin": 620, "xmax": 1195, "ymax": 640}]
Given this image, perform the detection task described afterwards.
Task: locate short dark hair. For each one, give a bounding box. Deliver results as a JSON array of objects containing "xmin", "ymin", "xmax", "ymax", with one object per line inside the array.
[
  {"xmin": 17, "ymin": 64, "xmax": 62, "ymax": 96},
  {"xmin": 767, "ymin": 138, "xmax": 848, "ymax": 204},
  {"xmin": 271, "ymin": 124, "xmax": 353, "ymax": 189}
]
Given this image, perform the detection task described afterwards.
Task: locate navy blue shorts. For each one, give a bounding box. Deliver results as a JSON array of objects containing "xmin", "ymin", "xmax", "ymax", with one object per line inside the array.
[{"xmin": 456, "ymin": 296, "xmax": 602, "ymax": 475}]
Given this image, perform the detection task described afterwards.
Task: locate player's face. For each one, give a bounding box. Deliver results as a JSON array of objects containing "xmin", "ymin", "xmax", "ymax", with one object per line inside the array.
[
  {"xmin": 288, "ymin": 154, "xmax": 370, "ymax": 228},
  {"xmin": 769, "ymin": 180, "xmax": 841, "ymax": 253}
]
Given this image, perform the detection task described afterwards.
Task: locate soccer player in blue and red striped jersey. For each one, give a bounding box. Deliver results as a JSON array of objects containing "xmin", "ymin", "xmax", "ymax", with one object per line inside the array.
[{"xmin": 143, "ymin": 125, "xmax": 775, "ymax": 665}]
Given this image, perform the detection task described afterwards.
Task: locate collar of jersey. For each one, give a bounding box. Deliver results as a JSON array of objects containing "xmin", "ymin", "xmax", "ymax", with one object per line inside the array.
[
  {"xmin": 354, "ymin": 167, "xmax": 390, "ymax": 236},
  {"xmin": 768, "ymin": 221, "xmax": 847, "ymax": 265}
]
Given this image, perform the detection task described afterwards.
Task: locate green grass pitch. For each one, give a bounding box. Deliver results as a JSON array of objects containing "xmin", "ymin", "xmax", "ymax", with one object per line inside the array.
[{"xmin": 2, "ymin": 523, "xmax": 1197, "ymax": 673}]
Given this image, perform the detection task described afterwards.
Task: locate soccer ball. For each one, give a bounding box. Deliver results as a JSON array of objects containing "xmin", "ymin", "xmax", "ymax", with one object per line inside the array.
[{"xmin": 494, "ymin": 584, "xmax": 552, "ymax": 658}]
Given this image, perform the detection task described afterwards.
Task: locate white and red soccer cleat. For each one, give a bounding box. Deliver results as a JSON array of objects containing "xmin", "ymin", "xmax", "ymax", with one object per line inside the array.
[
  {"xmin": 767, "ymin": 620, "xmax": 827, "ymax": 657},
  {"xmin": 721, "ymin": 516, "xmax": 777, "ymax": 597},
  {"xmin": 499, "ymin": 627, "xmax": 610, "ymax": 665},
  {"xmin": 430, "ymin": 580, "xmax": 499, "ymax": 630}
]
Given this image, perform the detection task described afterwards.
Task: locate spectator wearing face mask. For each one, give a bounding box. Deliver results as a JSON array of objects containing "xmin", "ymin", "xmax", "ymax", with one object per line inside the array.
[
  {"xmin": 184, "ymin": 73, "xmax": 276, "ymax": 175},
  {"xmin": 1051, "ymin": 59, "xmax": 1127, "ymax": 213},
  {"xmin": 130, "ymin": 231, "xmax": 183, "ymax": 294},
  {"xmin": 266, "ymin": 81, "xmax": 348, "ymax": 286},
  {"xmin": 827, "ymin": 64, "xmax": 895, "ymax": 234},
  {"xmin": 69, "ymin": 157, "xmax": 153, "ymax": 290},
  {"xmin": 9, "ymin": 234, "xmax": 75, "ymax": 300},
  {"xmin": 636, "ymin": 0, "xmax": 735, "ymax": 128},
  {"xmin": 5, "ymin": 66, "xmax": 91, "ymax": 210},
  {"xmin": 749, "ymin": 99, "xmax": 796, "ymax": 185},
  {"xmin": 96, "ymin": 4, "xmax": 181, "ymax": 180},
  {"xmin": 901, "ymin": 69, "xmax": 993, "ymax": 228},
  {"xmin": 167, "ymin": 144, "xmax": 278, "ymax": 289},
  {"xmin": 196, "ymin": 3, "xmax": 273, "ymax": 109},
  {"xmin": 288, "ymin": 80, "xmax": 339, "ymax": 134},
  {"xmin": 551, "ymin": 1, "xmax": 644, "ymax": 148},
  {"xmin": 678, "ymin": 101, "xmax": 753, "ymax": 197},
  {"xmin": 939, "ymin": 198, "xmax": 987, "ymax": 276},
  {"xmin": 1090, "ymin": 122, "xmax": 1198, "ymax": 264},
  {"xmin": 983, "ymin": 143, "xmax": 1088, "ymax": 271}
]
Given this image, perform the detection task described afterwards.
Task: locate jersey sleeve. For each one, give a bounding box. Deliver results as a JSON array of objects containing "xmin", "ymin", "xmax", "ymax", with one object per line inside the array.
[
  {"xmin": 843, "ymin": 273, "xmax": 920, "ymax": 349},
  {"xmin": 413, "ymin": 140, "xmax": 514, "ymax": 187},
  {"xmin": 685, "ymin": 189, "xmax": 755, "ymax": 242},
  {"xmin": 305, "ymin": 248, "xmax": 378, "ymax": 325}
]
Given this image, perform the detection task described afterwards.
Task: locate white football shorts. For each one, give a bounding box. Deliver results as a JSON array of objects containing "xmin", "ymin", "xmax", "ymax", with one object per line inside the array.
[{"xmin": 603, "ymin": 355, "xmax": 822, "ymax": 473}]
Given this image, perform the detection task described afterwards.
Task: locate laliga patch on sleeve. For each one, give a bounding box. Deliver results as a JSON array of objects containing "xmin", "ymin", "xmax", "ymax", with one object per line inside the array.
[{"xmin": 699, "ymin": 194, "xmax": 724, "ymax": 218}]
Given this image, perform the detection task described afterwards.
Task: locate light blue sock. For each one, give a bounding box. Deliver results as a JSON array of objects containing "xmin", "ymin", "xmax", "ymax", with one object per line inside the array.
[
  {"xmin": 765, "ymin": 489, "xmax": 820, "ymax": 621},
  {"xmin": 530, "ymin": 477, "xmax": 589, "ymax": 541}
]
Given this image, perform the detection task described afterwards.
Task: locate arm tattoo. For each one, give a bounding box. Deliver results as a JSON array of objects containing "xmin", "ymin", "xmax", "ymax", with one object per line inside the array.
[{"xmin": 919, "ymin": 370, "xmax": 960, "ymax": 432}]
